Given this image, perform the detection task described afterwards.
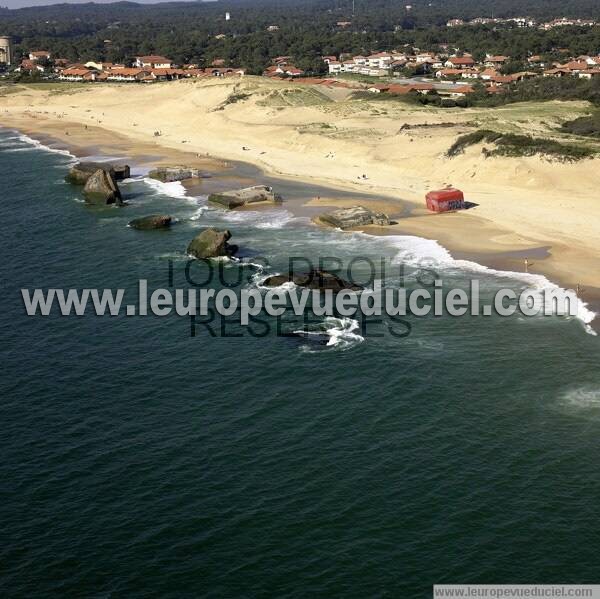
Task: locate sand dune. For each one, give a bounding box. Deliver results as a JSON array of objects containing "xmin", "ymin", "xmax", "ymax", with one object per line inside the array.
[{"xmin": 2, "ymin": 77, "xmax": 600, "ymax": 292}]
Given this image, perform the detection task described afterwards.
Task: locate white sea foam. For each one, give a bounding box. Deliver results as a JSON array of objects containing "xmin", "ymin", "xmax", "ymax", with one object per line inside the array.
[
  {"xmin": 78, "ymin": 154, "xmax": 128, "ymax": 163},
  {"xmin": 185, "ymin": 254, "xmax": 238, "ymax": 265},
  {"xmin": 296, "ymin": 317, "xmax": 364, "ymax": 352},
  {"xmin": 190, "ymin": 206, "xmax": 210, "ymax": 221},
  {"xmin": 216, "ymin": 208, "xmax": 298, "ymax": 229},
  {"xmin": 3, "ymin": 132, "xmax": 76, "ymax": 160},
  {"xmin": 323, "ymin": 317, "xmax": 364, "ymax": 348},
  {"xmin": 251, "ymin": 272, "xmax": 297, "ymax": 291},
  {"xmin": 379, "ymin": 233, "xmax": 597, "ymax": 336},
  {"xmin": 238, "ymin": 259, "xmax": 266, "ymax": 273},
  {"xmin": 142, "ymin": 177, "xmax": 189, "ymax": 199},
  {"xmin": 561, "ymin": 386, "xmax": 600, "ymax": 409}
]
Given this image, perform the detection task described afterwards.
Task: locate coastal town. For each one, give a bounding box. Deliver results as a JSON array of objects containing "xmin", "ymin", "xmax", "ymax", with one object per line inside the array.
[
  {"xmin": 14, "ymin": 51, "xmax": 248, "ymax": 83},
  {"xmin": 2, "ymin": 31, "xmax": 600, "ymax": 101}
]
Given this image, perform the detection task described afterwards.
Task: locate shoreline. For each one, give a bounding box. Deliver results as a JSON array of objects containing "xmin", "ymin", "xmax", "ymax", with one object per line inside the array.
[
  {"xmin": 3, "ymin": 118, "xmax": 599, "ymax": 331},
  {"xmin": 2, "ymin": 80, "xmax": 599, "ymax": 293}
]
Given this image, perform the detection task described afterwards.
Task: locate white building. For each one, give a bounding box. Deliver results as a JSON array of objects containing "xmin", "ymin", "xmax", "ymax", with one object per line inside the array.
[
  {"xmin": 134, "ymin": 55, "xmax": 172, "ymax": 69},
  {"xmin": 107, "ymin": 68, "xmax": 150, "ymax": 82}
]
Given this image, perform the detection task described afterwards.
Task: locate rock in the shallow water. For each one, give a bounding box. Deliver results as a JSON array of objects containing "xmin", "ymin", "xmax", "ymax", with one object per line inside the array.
[
  {"xmin": 187, "ymin": 228, "xmax": 238, "ymax": 259},
  {"xmin": 65, "ymin": 162, "xmax": 113, "ymax": 185},
  {"xmin": 209, "ymin": 185, "xmax": 282, "ymax": 209},
  {"xmin": 318, "ymin": 205, "xmax": 390, "ymax": 229},
  {"xmin": 148, "ymin": 166, "xmax": 205, "ymax": 183},
  {"xmin": 263, "ymin": 269, "xmax": 362, "ymax": 292},
  {"xmin": 128, "ymin": 214, "xmax": 172, "ymax": 230},
  {"xmin": 113, "ymin": 165, "xmax": 131, "ymax": 181},
  {"xmin": 65, "ymin": 162, "xmax": 129, "ymax": 185},
  {"xmin": 83, "ymin": 169, "xmax": 122, "ymax": 205}
]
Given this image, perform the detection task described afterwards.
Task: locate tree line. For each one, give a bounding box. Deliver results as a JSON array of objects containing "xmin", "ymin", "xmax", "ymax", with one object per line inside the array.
[{"xmin": 1, "ymin": 0, "xmax": 600, "ymax": 74}]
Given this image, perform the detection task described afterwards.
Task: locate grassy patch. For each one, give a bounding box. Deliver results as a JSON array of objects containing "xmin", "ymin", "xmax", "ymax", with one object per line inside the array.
[
  {"xmin": 23, "ymin": 82, "xmax": 89, "ymax": 95},
  {"xmin": 224, "ymin": 91, "xmax": 251, "ymax": 105},
  {"xmin": 559, "ymin": 112, "xmax": 600, "ymax": 138},
  {"xmin": 335, "ymin": 73, "xmax": 392, "ymax": 84},
  {"xmin": 447, "ymin": 129, "xmax": 595, "ymax": 161},
  {"xmin": 257, "ymin": 87, "xmax": 332, "ymax": 107},
  {"xmin": 0, "ymin": 83, "xmax": 22, "ymax": 97}
]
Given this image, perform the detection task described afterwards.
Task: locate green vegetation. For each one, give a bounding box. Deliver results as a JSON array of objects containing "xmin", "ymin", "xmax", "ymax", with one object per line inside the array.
[
  {"xmin": 559, "ymin": 111, "xmax": 600, "ymax": 137},
  {"xmin": 257, "ymin": 87, "xmax": 332, "ymax": 107},
  {"xmin": 223, "ymin": 91, "xmax": 251, "ymax": 105},
  {"xmin": 0, "ymin": 82, "xmax": 21, "ymax": 96},
  {"xmin": 447, "ymin": 129, "xmax": 595, "ymax": 161},
  {"xmin": 472, "ymin": 77, "xmax": 600, "ymax": 107},
  {"xmin": 3, "ymin": 0, "xmax": 600, "ymax": 77}
]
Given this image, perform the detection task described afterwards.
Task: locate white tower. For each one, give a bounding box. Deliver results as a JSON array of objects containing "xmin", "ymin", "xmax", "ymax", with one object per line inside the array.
[
  {"xmin": 0, "ymin": 36, "xmax": 13, "ymax": 66},
  {"xmin": 225, "ymin": 12, "xmax": 231, "ymax": 21}
]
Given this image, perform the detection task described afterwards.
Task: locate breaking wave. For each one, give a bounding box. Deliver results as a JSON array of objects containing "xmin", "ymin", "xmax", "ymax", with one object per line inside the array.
[
  {"xmin": 380, "ymin": 234, "xmax": 597, "ymax": 336},
  {"xmin": 1, "ymin": 131, "xmax": 75, "ymax": 160},
  {"xmin": 190, "ymin": 206, "xmax": 210, "ymax": 221},
  {"xmin": 215, "ymin": 208, "xmax": 299, "ymax": 229},
  {"xmin": 296, "ymin": 317, "xmax": 364, "ymax": 353},
  {"xmin": 142, "ymin": 177, "xmax": 189, "ymax": 199}
]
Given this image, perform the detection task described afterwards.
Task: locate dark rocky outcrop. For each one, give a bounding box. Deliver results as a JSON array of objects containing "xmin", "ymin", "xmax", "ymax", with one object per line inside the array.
[
  {"xmin": 209, "ymin": 185, "xmax": 282, "ymax": 209},
  {"xmin": 148, "ymin": 166, "xmax": 207, "ymax": 183},
  {"xmin": 318, "ymin": 205, "xmax": 390, "ymax": 230},
  {"xmin": 128, "ymin": 214, "xmax": 172, "ymax": 230},
  {"xmin": 187, "ymin": 228, "xmax": 238, "ymax": 259},
  {"xmin": 65, "ymin": 162, "xmax": 129, "ymax": 185},
  {"xmin": 113, "ymin": 165, "xmax": 131, "ymax": 181},
  {"xmin": 263, "ymin": 269, "xmax": 362, "ymax": 292},
  {"xmin": 83, "ymin": 169, "xmax": 122, "ymax": 205}
]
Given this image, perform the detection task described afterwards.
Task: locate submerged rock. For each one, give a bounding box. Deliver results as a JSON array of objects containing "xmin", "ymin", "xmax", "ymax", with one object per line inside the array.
[
  {"xmin": 83, "ymin": 169, "xmax": 122, "ymax": 205},
  {"xmin": 263, "ymin": 269, "xmax": 362, "ymax": 292},
  {"xmin": 65, "ymin": 162, "xmax": 129, "ymax": 185},
  {"xmin": 148, "ymin": 166, "xmax": 206, "ymax": 183},
  {"xmin": 209, "ymin": 185, "xmax": 282, "ymax": 209},
  {"xmin": 281, "ymin": 330, "xmax": 331, "ymax": 345},
  {"xmin": 128, "ymin": 214, "xmax": 172, "ymax": 230},
  {"xmin": 187, "ymin": 228, "xmax": 238, "ymax": 259},
  {"xmin": 318, "ymin": 205, "xmax": 390, "ymax": 230}
]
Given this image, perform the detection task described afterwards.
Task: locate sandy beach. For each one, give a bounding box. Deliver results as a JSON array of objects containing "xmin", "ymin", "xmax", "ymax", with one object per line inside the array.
[{"xmin": 2, "ymin": 77, "xmax": 599, "ymax": 312}]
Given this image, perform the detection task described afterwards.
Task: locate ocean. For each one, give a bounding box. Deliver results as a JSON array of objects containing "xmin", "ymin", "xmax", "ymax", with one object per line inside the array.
[{"xmin": 1, "ymin": 128, "xmax": 600, "ymax": 597}]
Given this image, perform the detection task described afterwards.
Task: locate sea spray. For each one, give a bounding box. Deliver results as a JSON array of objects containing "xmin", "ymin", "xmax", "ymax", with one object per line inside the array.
[{"xmin": 143, "ymin": 177, "xmax": 189, "ymax": 199}]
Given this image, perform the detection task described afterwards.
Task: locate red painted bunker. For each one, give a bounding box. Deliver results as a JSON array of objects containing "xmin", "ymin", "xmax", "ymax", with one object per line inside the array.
[{"xmin": 426, "ymin": 188, "xmax": 465, "ymax": 213}]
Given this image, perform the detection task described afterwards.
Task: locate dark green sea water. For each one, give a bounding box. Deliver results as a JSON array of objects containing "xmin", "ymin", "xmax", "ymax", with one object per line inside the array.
[{"xmin": 1, "ymin": 129, "xmax": 600, "ymax": 598}]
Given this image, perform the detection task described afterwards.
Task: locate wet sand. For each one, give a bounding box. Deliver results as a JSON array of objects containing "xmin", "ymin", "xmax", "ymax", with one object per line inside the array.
[{"xmin": 4, "ymin": 117, "xmax": 599, "ymax": 322}]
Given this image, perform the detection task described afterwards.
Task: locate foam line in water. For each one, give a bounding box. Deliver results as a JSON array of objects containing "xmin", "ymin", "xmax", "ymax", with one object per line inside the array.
[
  {"xmin": 295, "ymin": 317, "xmax": 364, "ymax": 352},
  {"xmin": 190, "ymin": 206, "xmax": 209, "ymax": 221},
  {"xmin": 78, "ymin": 154, "xmax": 129, "ymax": 163},
  {"xmin": 216, "ymin": 209, "xmax": 298, "ymax": 229},
  {"xmin": 323, "ymin": 317, "xmax": 364, "ymax": 348},
  {"xmin": 378, "ymin": 233, "xmax": 597, "ymax": 336},
  {"xmin": 1, "ymin": 131, "xmax": 76, "ymax": 159},
  {"xmin": 562, "ymin": 386, "xmax": 600, "ymax": 409},
  {"xmin": 142, "ymin": 177, "xmax": 189, "ymax": 199},
  {"xmin": 250, "ymin": 272, "xmax": 297, "ymax": 292}
]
